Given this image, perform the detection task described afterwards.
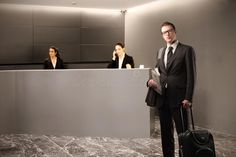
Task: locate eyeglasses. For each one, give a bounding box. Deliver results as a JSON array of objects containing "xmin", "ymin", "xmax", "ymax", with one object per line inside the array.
[{"xmin": 161, "ymin": 29, "xmax": 175, "ymax": 35}]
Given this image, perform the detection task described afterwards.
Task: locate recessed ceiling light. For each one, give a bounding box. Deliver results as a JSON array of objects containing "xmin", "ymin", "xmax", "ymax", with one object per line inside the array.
[{"xmin": 72, "ymin": 2, "xmax": 77, "ymax": 5}]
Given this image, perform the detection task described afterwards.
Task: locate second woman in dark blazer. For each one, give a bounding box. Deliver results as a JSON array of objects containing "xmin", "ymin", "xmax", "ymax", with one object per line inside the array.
[
  {"xmin": 107, "ymin": 43, "xmax": 134, "ymax": 69},
  {"xmin": 44, "ymin": 46, "xmax": 64, "ymax": 69}
]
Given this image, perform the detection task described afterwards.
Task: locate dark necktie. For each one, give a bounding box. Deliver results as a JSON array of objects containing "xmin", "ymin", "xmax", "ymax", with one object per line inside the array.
[{"xmin": 167, "ymin": 46, "xmax": 173, "ymax": 66}]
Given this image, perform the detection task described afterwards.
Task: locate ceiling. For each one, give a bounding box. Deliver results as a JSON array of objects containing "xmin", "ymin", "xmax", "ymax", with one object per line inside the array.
[{"xmin": 0, "ymin": 0, "xmax": 157, "ymax": 10}]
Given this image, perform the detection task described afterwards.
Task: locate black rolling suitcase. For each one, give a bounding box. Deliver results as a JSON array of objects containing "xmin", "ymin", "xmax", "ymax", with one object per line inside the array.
[{"xmin": 178, "ymin": 106, "xmax": 216, "ymax": 157}]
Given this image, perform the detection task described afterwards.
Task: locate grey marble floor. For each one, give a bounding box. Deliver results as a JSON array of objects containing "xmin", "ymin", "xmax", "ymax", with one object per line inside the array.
[{"xmin": 0, "ymin": 120, "xmax": 236, "ymax": 157}]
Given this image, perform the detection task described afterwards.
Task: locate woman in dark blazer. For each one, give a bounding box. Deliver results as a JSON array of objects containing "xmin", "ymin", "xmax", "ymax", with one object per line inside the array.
[
  {"xmin": 44, "ymin": 46, "xmax": 64, "ymax": 69},
  {"xmin": 107, "ymin": 43, "xmax": 134, "ymax": 69}
]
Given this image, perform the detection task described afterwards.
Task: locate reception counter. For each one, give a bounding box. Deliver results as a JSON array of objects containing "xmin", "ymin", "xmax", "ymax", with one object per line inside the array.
[{"xmin": 0, "ymin": 69, "xmax": 152, "ymax": 138}]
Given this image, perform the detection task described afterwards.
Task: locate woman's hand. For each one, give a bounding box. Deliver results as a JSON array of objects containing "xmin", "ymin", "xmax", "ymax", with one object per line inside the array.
[
  {"xmin": 126, "ymin": 64, "xmax": 132, "ymax": 69},
  {"xmin": 112, "ymin": 50, "xmax": 117, "ymax": 60}
]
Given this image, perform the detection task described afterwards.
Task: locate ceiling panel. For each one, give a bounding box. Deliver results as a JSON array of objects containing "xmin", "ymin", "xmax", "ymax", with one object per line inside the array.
[{"xmin": 0, "ymin": 0, "xmax": 157, "ymax": 10}]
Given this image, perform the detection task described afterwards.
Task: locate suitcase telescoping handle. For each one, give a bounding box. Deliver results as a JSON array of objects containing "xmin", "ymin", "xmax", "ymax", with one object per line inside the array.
[{"xmin": 180, "ymin": 105, "xmax": 195, "ymax": 131}]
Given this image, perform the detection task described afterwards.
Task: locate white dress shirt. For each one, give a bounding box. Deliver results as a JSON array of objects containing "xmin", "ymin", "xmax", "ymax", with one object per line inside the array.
[{"xmin": 118, "ymin": 54, "xmax": 125, "ymax": 69}]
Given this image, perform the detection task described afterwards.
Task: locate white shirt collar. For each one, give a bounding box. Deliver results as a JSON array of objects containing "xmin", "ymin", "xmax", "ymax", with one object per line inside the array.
[{"xmin": 167, "ymin": 40, "xmax": 179, "ymax": 53}]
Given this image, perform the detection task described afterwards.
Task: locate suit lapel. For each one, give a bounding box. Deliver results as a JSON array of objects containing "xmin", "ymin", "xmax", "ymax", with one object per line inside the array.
[{"xmin": 159, "ymin": 47, "xmax": 167, "ymax": 73}]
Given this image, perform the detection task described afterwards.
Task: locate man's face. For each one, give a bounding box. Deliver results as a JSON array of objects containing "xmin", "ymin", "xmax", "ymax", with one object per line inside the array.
[{"xmin": 161, "ymin": 25, "xmax": 176, "ymax": 44}]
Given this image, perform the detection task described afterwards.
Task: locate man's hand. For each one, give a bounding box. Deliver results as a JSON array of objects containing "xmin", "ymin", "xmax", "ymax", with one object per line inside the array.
[
  {"xmin": 182, "ymin": 99, "xmax": 192, "ymax": 108},
  {"xmin": 147, "ymin": 79, "xmax": 157, "ymax": 88}
]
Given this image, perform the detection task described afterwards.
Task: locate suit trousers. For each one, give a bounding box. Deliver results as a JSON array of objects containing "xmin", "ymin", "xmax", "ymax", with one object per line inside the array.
[{"xmin": 158, "ymin": 89, "xmax": 189, "ymax": 157}]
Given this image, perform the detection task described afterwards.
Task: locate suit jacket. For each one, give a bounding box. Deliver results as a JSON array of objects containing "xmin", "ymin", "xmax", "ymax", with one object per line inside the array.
[
  {"xmin": 156, "ymin": 42, "xmax": 196, "ymax": 108},
  {"xmin": 44, "ymin": 57, "xmax": 64, "ymax": 69},
  {"xmin": 107, "ymin": 54, "xmax": 134, "ymax": 68}
]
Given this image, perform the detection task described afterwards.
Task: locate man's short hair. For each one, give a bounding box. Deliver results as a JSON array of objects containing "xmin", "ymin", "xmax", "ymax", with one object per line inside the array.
[{"xmin": 161, "ymin": 21, "xmax": 176, "ymax": 32}]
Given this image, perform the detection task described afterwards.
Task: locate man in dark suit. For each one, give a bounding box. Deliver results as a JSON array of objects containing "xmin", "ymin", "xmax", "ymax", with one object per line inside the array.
[
  {"xmin": 107, "ymin": 42, "xmax": 134, "ymax": 69},
  {"xmin": 148, "ymin": 21, "xmax": 196, "ymax": 157}
]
